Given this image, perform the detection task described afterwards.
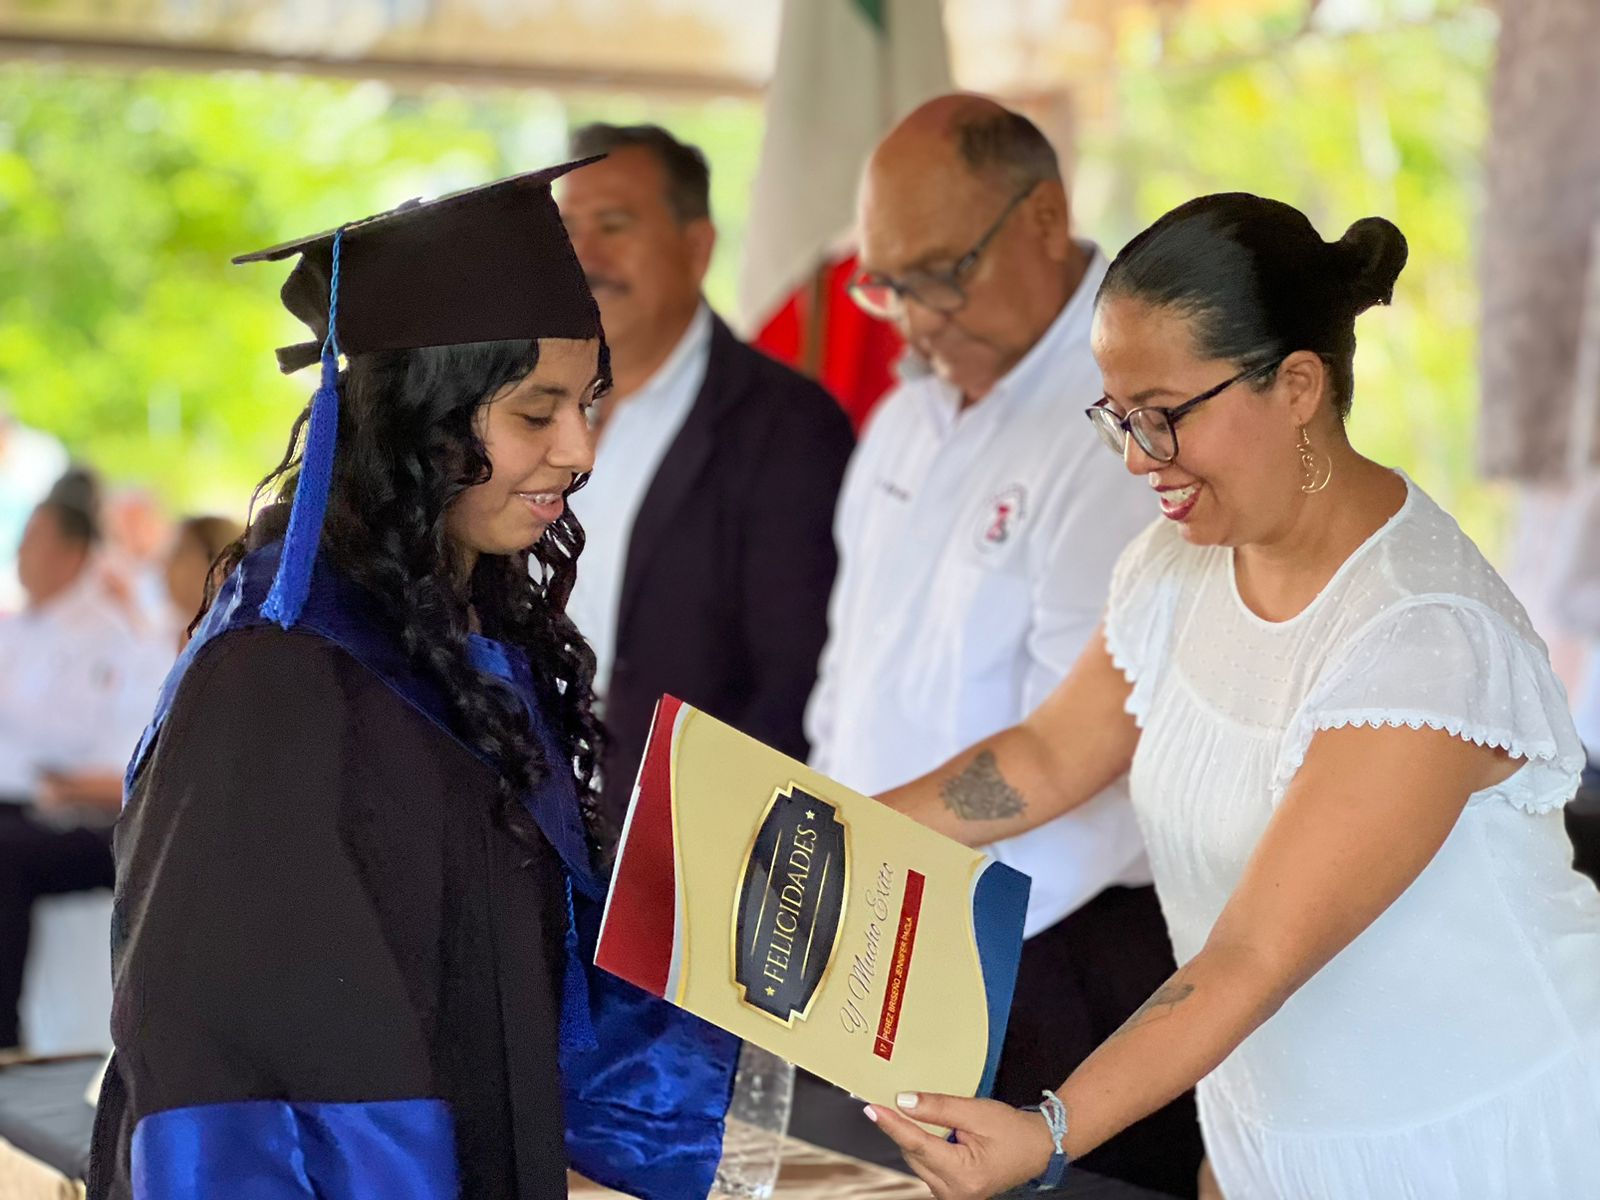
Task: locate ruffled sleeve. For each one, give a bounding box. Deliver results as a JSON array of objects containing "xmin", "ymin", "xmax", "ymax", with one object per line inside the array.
[
  {"xmin": 1102, "ymin": 517, "xmax": 1190, "ymax": 726},
  {"xmin": 1271, "ymin": 596, "xmax": 1587, "ymax": 812}
]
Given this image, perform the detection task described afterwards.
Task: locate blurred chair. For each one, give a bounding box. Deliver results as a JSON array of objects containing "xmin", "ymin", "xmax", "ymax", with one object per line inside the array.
[
  {"xmin": 0, "ymin": 1053, "xmax": 100, "ymax": 1200},
  {"xmin": 18, "ymin": 892, "xmax": 114, "ymax": 1057}
]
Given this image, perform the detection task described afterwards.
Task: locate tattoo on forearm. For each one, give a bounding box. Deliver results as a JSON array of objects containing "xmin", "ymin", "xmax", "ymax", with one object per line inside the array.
[
  {"xmin": 939, "ymin": 750, "xmax": 1028, "ymax": 822},
  {"xmin": 1109, "ymin": 978, "xmax": 1196, "ymax": 1041}
]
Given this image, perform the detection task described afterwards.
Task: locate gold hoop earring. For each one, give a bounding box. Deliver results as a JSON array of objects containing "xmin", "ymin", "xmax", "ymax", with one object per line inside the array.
[{"xmin": 1297, "ymin": 425, "xmax": 1333, "ymax": 494}]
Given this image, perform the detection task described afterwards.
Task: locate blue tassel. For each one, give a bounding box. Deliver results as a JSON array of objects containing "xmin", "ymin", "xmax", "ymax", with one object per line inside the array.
[
  {"xmin": 261, "ymin": 229, "xmax": 345, "ymax": 629},
  {"xmin": 558, "ymin": 875, "xmax": 598, "ymax": 1054}
]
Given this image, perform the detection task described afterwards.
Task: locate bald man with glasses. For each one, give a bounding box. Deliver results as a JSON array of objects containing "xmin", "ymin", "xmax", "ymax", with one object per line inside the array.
[{"xmin": 804, "ymin": 96, "xmax": 1203, "ymax": 1196}]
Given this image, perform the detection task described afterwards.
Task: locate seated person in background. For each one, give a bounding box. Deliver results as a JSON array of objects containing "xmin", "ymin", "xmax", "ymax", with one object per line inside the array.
[
  {"xmin": 34, "ymin": 513, "xmax": 245, "ymax": 815},
  {"xmin": 0, "ymin": 490, "xmax": 170, "ymax": 1052},
  {"xmin": 161, "ymin": 514, "xmax": 244, "ymax": 650},
  {"xmin": 98, "ymin": 488, "xmax": 177, "ymax": 640}
]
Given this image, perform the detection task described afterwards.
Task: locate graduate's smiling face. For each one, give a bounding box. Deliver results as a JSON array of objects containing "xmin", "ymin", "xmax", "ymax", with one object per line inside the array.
[{"xmin": 445, "ymin": 337, "xmax": 601, "ymax": 560}]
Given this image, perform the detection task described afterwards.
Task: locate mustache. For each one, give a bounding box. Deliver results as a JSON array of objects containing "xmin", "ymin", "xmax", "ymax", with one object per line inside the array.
[{"xmin": 585, "ymin": 274, "xmax": 630, "ymax": 295}]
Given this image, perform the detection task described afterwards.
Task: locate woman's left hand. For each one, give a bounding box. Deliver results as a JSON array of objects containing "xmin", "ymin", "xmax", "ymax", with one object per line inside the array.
[{"xmin": 865, "ymin": 1091, "xmax": 1056, "ymax": 1199}]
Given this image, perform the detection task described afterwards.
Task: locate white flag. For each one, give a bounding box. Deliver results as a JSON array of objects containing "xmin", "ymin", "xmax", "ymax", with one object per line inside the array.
[{"xmin": 736, "ymin": 0, "xmax": 953, "ymax": 334}]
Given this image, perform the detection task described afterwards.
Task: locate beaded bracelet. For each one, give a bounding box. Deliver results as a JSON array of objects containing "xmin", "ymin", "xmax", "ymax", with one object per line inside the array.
[{"xmin": 1020, "ymin": 1088, "xmax": 1070, "ymax": 1191}]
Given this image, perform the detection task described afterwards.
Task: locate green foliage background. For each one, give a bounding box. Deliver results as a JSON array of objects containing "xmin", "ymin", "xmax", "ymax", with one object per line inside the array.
[{"xmin": 0, "ymin": 2, "xmax": 1508, "ymax": 550}]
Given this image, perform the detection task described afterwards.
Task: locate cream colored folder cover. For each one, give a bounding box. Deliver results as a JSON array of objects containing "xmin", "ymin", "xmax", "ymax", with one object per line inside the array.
[{"xmin": 595, "ymin": 695, "xmax": 1031, "ymax": 1108}]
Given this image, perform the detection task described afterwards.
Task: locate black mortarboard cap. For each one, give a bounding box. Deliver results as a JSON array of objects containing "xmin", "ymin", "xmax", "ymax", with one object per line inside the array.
[
  {"xmin": 234, "ymin": 157, "xmax": 605, "ymax": 628},
  {"xmin": 235, "ymin": 157, "xmax": 603, "ymax": 374}
]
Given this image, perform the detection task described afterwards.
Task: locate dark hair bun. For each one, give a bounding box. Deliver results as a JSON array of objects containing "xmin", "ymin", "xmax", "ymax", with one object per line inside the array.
[{"xmin": 1335, "ymin": 216, "xmax": 1408, "ymax": 312}]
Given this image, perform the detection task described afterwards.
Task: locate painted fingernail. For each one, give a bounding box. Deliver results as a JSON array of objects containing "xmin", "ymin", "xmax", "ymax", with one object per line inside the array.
[
  {"xmin": 862, "ymin": 1105, "xmax": 879, "ymax": 1123},
  {"xmin": 896, "ymin": 1092, "xmax": 919, "ymax": 1110}
]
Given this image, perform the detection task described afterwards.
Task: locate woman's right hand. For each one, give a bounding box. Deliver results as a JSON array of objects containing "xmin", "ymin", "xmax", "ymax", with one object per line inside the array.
[{"xmin": 864, "ymin": 1091, "xmax": 1057, "ymax": 1200}]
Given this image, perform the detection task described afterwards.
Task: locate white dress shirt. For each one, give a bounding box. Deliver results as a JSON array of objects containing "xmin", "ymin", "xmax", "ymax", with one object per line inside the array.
[
  {"xmin": 0, "ymin": 574, "xmax": 171, "ymax": 801},
  {"xmin": 568, "ymin": 303, "xmax": 712, "ymax": 700},
  {"xmin": 806, "ymin": 246, "xmax": 1155, "ymax": 937}
]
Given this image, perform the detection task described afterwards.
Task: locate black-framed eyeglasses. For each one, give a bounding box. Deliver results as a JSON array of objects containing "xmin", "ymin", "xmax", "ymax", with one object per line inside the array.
[
  {"xmin": 846, "ymin": 183, "xmax": 1039, "ymax": 321},
  {"xmin": 1085, "ymin": 358, "xmax": 1284, "ymax": 464}
]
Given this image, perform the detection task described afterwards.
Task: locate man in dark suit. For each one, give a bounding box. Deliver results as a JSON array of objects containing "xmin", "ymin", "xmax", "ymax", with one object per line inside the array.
[{"xmin": 557, "ymin": 124, "xmax": 854, "ymax": 822}]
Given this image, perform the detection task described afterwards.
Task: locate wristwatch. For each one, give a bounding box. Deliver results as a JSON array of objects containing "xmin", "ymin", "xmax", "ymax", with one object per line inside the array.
[{"xmin": 1021, "ymin": 1089, "xmax": 1070, "ymax": 1191}]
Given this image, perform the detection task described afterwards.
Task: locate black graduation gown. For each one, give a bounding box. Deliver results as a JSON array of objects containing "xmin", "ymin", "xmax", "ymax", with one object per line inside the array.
[{"xmin": 88, "ymin": 626, "xmax": 572, "ymax": 1199}]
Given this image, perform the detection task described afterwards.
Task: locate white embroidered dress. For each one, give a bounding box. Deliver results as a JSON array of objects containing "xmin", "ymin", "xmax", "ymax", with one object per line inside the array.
[{"xmin": 1104, "ymin": 474, "xmax": 1600, "ymax": 1199}]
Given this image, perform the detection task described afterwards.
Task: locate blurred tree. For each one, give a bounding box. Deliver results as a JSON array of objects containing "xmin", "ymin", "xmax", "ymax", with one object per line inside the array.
[
  {"xmin": 0, "ymin": 66, "xmax": 761, "ymax": 515},
  {"xmin": 0, "ymin": 68, "xmax": 507, "ymax": 511}
]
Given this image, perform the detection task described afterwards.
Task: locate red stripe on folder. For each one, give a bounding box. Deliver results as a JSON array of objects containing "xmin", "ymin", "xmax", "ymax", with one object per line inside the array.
[
  {"xmin": 872, "ymin": 870, "xmax": 926, "ymax": 1061},
  {"xmin": 594, "ymin": 694, "xmax": 684, "ymax": 997}
]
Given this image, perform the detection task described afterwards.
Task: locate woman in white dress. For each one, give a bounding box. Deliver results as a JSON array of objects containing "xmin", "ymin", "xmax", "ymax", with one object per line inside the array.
[{"xmin": 864, "ymin": 193, "xmax": 1600, "ymax": 1199}]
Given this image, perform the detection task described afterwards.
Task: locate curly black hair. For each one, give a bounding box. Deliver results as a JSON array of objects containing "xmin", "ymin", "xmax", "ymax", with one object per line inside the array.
[{"xmin": 211, "ymin": 337, "xmax": 610, "ymax": 864}]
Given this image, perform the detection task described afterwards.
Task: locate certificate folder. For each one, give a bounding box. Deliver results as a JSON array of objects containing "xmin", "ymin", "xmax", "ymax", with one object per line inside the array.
[{"xmin": 595, "ymin": 695, "xmax": 1031, "ymax": 1108}]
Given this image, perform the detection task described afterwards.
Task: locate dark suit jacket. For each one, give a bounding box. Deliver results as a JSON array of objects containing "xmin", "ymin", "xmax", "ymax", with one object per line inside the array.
[{"xmin": 599, "ymin": 314, "xmax": 854, "ymax": 823}]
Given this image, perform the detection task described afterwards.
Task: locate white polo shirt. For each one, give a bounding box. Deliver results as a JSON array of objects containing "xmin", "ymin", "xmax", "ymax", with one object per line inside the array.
[
  {"xmin": 0, "ymin": 574, "xmax": 171, "ymax": 801},
  {"xmin": 568, "ymin": 303, "xmax": 712, "ymax": 701},
  {"xmin": 806, "ymin": 246, "xmax": 1155, "ymax": 937}
]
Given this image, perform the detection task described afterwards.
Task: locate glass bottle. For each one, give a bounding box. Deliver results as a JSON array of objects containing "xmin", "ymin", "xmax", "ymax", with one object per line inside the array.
[{"xmin": 712, "ymin": 1042, "xmax": 795, "ymax": 1199}]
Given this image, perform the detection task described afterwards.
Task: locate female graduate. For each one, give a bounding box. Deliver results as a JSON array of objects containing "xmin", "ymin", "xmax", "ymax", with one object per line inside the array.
[{"xmin": 88, "ymin": 160, "xmax": 736, "ymax": 1200}]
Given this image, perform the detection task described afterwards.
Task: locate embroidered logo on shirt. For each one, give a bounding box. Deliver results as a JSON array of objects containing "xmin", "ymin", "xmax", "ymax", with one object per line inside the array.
[{"xmin": 975, "ymin": 485, "xmax": 1027, "ymax": 553}]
